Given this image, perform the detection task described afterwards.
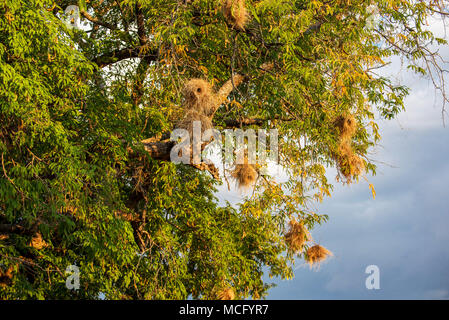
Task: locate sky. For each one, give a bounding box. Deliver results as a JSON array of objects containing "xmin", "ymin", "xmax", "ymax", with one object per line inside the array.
[
  {"xmin": 267, "ymin": 96, "xmax": 449, "ymax": 299},
  {"xmin": 213, "ymin": 20, "xmax": 449, "ymax": 299},
  {"xmin": 267, "ymin": 50, "xmax": 449, "ymax": 299}
]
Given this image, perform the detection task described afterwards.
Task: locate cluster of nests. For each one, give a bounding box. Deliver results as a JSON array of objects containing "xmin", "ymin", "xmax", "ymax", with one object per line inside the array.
[
  {"xmin": 175, "ymin": 1, "xmax": 253, "ymax": 188},
  {"xmin": 284, "ymin": 219, "xmax": 333, "ymax": 268},
  {"xmin": 333, "ymin": 114, "xmax": 365, "ymax": 183},
  {"xmin": 212, "ymin": 218, "xmax": 333, "ymax": 297},
  {"xmin": 176, "ymin": 76, "xmax": 258, "ymax": 190}
]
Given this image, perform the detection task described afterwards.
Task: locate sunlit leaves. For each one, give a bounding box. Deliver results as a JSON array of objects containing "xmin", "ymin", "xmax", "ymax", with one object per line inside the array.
[{"xmin": 0, "ymin": 0, "xmax": 447, "ymax": 300}]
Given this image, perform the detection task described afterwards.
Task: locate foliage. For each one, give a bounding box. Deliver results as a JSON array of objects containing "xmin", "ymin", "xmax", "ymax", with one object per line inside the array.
[{"xmin": 0, "ymin": 0, "xmax": 448, "ymax": 299}]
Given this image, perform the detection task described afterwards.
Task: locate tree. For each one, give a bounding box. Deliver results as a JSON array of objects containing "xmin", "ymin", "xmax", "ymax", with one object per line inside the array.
[{"xmin": 0, "ymin": 0, "xmax": 447, "ymax": 299}]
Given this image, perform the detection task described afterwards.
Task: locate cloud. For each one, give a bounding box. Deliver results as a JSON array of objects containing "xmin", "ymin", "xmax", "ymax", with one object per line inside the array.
[{"xmin": 267, "ymin": 125, "xmax": 449, "ymax": 299}]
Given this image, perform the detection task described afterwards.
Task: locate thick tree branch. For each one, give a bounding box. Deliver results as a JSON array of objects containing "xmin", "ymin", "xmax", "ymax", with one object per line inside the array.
[
  {"xmin": 140, "ymin": 139, "xmax": 220, "ymax": 179},
  {"xmin": 218, "ymin": 118, "xmax": 266, "ymax": 128},
  {"xmin": 219, "ymin": 116, "xmax": 295, "ymax": 128},
  {"xmin": 0, "ymin": 224, "xmax": 24, "ymax": 234},
  {"xmin": 91, "ymin": 47, "xmax": 158, "ymax": 68},
  {"xmin": 141, "ymin": 139, "xmax": 174, "ymax": 161},
  {"xmin": 190, "ymin": 162, "xmax": 220, "ymax": 180},
  {"xmin": 80, "ymin": 9, "xmax": 118, "ymax": 30},
  {"xmin": 135, "ymin": 3, "xmax": 148, "ymax": 46}
]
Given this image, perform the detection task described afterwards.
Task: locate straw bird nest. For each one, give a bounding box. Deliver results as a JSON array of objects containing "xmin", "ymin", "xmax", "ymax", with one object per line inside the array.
[
  {"xmin": 284, "ymin": 219, "xmax": 312, "ymax": 253},
  {"xmin": 305, "ymin": 245, "xmax": 332, "ymax": 268},
  {"xmin": 217, "ymin": 287, "xmax": 235, "ymax": 300},
  {"xmin": 334, "ymin": 114, "xmax": 357, "ymax": 141},
  {"xmin": 231, "ymin": 156, "xmax": 258, "ymax": 189},
  {"xmin": 332, "ymin": 113, "xmax": 365, "ymax": 182},
  {"xmin": 176, "ymin": 78, "xmax": 217, "ymax": 138},
  {"xmin": 222, "ymin": 0, "xmax": 249, "ymax": 31}
]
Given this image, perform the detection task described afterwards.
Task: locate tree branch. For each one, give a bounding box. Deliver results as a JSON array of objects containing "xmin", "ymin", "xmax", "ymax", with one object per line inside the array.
[
  {"xmin": 135, "ymin": 3, "xmax": 147, "ymax": 46},
  {"xmin": 218, "ymin": 116, "xmax": 295, "ymax": 128},
  {"xmin": 304, "ymin": 21, "xmax": 324, "ymax": 35},
  {"xmin": 141, "ymin": 139, "xmax": 174, "ymax": 161},
  {"xmin": 80, "ymin": 9, "xmax": 118, "ymax": 30},
  {"xmin": 190, "ymin": 162, "xmax": 220, "ymax": 180},
  {"xmin": 0, "ymin": 224, "xmax": 24, "ymax": 234},
  {"xmin": 217, "ymin": 74, "xmax": 246, "ymax": 100},
  {"xmin": 91, "ymin": 47, "xmax": 157, "ymax": 68}
]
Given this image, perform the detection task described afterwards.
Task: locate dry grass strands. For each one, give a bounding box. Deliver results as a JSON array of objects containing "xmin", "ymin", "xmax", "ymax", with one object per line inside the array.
[
  {"xmin": 176, "ymin": 109, "xmax": 213, "ymax": 134},
  {"xmin": 348, "ymin": 153, "xmax": 365, "ymax": 176},
  {"xmin": 337, "ymin": 140, "xmax": 353, "ymax": 157},
  {"xmin": 217, "ymin": 287, "xmax": 235, "ymax": 300},
  {"xmin": 332, "ymin": 113, "xmax": 364, "ymax": 182},
  {"xmin": 335, "ymin": 141, "xmax": 365, "ymax": 182},
  {"xmin": 284, "ymin": 219, "xmax": 311, "ymax": 253},
  {"xmin": 259, "ymin": 62, "xmax": 274, "ymax": 72},
  {"xmin": 222, "ymin": 0, "xmax": 248, "ymax": 31},
  {"xmin": 182, "ymin": 78, "xmax": 215, "ymax": 116},
  {"xmin": 175, "ymin": 109, "xmax": 213, "ymax": 165},
  {"xmin": 231, "ymin": 157, "xmax": 258, "ymax": 189},
  {"xmin": 305, "ymin": 245, "xmax": 332, "ymax": 268},
  {"xmin": 334, "ymin": 114, "xmax": 357, "ymax": 141}
]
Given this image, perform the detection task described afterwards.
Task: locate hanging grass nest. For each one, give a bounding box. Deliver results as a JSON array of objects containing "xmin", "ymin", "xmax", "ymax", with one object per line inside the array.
[
  {"xmin": 332, "ymin": 112, "xmax": 365, "ymax": 182},
  {"xmin": 346, "ymin": 153, "xmax": 365, "ymax": 176},
  {"xmin": 182, "ymin": 78, "xmax": 216, "ymax": 117},
  {"xmin": 305, "ymin": 245, "xmax": 332, "ymax": 268},
  {"xmin": 231, "ymin": 156, "xmax": 258, "ymax": 189},
  {"xmin": 334, "ymin": 114, "xmax": 357, "ymax": 141},
  {"xmin": 335, "ymin": 141, "xmax": 366, "ymax": 182},
  {"xmin": 176, "ymin": 109, "xmax": 213, "ymax": 134},
  {"xmin": 222, "ymin": 0, "xmax": 248, "ymax": 31},
  {"xmin": 217, "ymin": 287, "xmax": 235, "ymax": 300},
  {"xmin": 284, "ymin": 219, "xmax": 312, "ymax": 253},
  {"xmin": 337, "ymin": 140, "xmax": 353, "ymax": 157}
]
